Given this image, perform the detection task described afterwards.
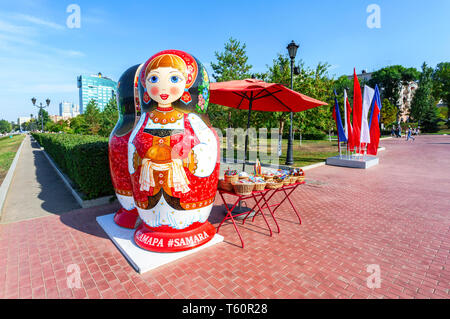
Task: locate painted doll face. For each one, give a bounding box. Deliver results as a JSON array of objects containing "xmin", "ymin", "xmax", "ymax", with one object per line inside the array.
[{"xmin": 146, "ymin": 67, "xmax": 186, "ymax": 106}]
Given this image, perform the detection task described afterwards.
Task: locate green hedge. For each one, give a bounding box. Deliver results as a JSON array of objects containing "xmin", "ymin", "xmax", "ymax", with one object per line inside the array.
[{"xmin": 32, "ymin": 133, "xmax": 114, "ymax": 200}]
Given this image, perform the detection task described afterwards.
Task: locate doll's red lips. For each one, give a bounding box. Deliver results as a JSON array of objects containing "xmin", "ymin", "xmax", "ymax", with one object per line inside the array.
[{"xmin": 160, "ymin": 94, "xmax": 169, "ymax": 100}]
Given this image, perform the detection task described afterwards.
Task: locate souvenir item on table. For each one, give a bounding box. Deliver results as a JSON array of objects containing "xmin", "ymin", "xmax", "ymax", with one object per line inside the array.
[
  {"xmin": 261, "ymin": 167, "xmax": 277, "ymax": 180},
  {"xmin": 295, "ymin": 167, "xmax": 305, "ymax": 183},
  {"xmin": 109, "ymin": 64, "xmax": 143, "ymax": 229},
  {"xmin": 282, "ymin": 171, "xmax": 295, "ymax": 185},
  {"xmin": 263, "ymin": 172, "xmax": 275, "ymax": 181},
  {"xmin": 238, "ymin": 171, "xmax": 249, "ymax": 180},
  {"xmin": 128, "ymin": 50, "xmax": 219, "ymax": 252},
  {"xmin": 284, "ymin": 169, "xmax": 296, "ymax": 185},
  {"xmin": 231, "ymin": 179, "xmax": 255, "ymax": 195},
  {"xmin": 265, "ymin": 179, "xmax": 283, "ymax": 189},
  {"xmin": 275, "ymin": 169, "xmax": 289, "ymax": 182},
  {"xmin": 248, "ymin": 175, "xmax": 264, "ymax": 183},
  {"xmin": 218, "ymin": 178, "xmax": 233, "ymax": 192},
  {"xmin": 224, "ymin": 168, "xmax": 238, "ymax": 183},
  {"xmin": 291, "ymin": 167, "xmax": 305, "ymax": 182},
  {"xmin": 249, "ymin": 175, "xmax": 266, "ymax": 191},
  {"xmin": 254, "ymin": 158, "xmax": 262, "ymax": 176}
]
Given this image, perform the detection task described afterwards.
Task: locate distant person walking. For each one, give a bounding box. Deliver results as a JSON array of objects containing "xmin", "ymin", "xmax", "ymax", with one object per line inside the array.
[
  {"xmin": 406, "ymin": 127, "xmax": 415, "ymax": 141},
  {"xmin": 391, "ymin": 125, "xmax": 396, "ymax": 137},
  {"xmin": 396, "ymin": 125, "xmax": 402, "ymax": 138}
]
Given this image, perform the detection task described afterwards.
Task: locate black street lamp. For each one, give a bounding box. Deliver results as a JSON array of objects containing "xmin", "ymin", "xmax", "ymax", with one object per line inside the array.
[
  {"xmin": 285, "ymin": 40, "xmax": 299, "ymax": 166},
  {"xmin": 31, "ymin": 97, "xmax": 50, "ymax": 132}
]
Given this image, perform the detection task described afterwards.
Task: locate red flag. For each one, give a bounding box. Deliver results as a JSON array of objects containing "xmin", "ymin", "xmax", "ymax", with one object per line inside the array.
[
  {"xmin": 367, "ymin": 101, "xmax": 380, "ymax": 155},
  {"xmin": 352, "ymin": 68, "xmax": 362, "ymax": 150},
  {"xmin": 367, "ymin": 86, "xmax": 382, "ymax": 155},
  {"xmin": 345, "ymin": 94, "xmax": 354, "ymax": 151}
]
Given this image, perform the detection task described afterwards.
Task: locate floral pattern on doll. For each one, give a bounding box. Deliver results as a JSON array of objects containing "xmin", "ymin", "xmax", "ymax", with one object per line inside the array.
[{"xmin": 196, "ymin": 67, "xmax": 210, "ymax": 113}]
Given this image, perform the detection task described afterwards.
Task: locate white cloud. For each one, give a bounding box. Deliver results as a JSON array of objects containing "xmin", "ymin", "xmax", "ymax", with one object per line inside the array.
[
  {"xmin": 328, "ymin": 64, "xmax": 340, "ymax": 71},
  {"xmin": 0, "ymin": 19, "xmax": 85, "ymax": 59},
  {"xmin": 13, "ymin": 13, "xmax": 65, "ymax": 30},
  {"xmin": 27, "ymin": 83, "xmax": 77, "ymax": 94},
  {"xmin": 0, "ymin": 19, "xmax": 36, "ymax": 35},
  {"xmin": 50, "ymin": 48, "xmax": 85, "ymax": 58}
]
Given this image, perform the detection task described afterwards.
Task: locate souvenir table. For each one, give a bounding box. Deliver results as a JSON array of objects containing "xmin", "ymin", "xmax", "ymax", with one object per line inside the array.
[{"xmin": 216, "ymin": 181, "xmax": 305, "ymax": 248}]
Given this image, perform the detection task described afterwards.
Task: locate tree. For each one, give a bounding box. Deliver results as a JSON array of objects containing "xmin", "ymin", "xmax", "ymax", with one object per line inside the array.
[
  {"xmin": 438, "ymin": 107, "xmax": 448, "ymax": 121},
  {"xmin": 0, "ymin": 119, "xmax": 12, "ymax": 134},
  {"xmin": 45, "ymin": 120, "xmax": 70, "ymax": 133},
  {"xmin": 293, "ymin": 61, "xmax": 335, "ymax": 136},
  {"xmin": 259, "ymin": 54, "xmax": 334, "ymax": 138},
  {"xmin": 432, "ymin": 62, "xmax": 450, "ymax": 127},
  {"xmin": 334, "ymin": 75, "xmax": 353, "ymax": 98},
  {"xmin": 21, "ymin": 118, "xmax": 38, "ymax": 132},
  {"xmin": 262, "ymin": 54, "xmax": 292, "ymax": 137},
  {"xmin": 84, "ymin": 99, "xmax": 101, "ymax": 135},
  {"xmin": 70, "ymin": 115, "xmax": 88, "ymax": 135},
  {"xmin": 368, "ymin": 65, "xmax": 420, "ymax": 121},
  {"xmin": 210, "ymin": 37, "xmax": 252, "ymax": 128},
  {"xmin": 98, "ymin": 98, "xmax": 118, "ymax": 137},
  {"xmin": 380, "ymin": 98, "xmax": 397, "ymax": 125},
  {"xmin": 421, "ymin": 106, "xmax": 440, "ymax": 133},
  {"xmin": 37, "ymin": 109, "xmax": 51, "ymax": 130},
  {"xmin": 11, "ymin": 121, "xmax": 19, "ymax": 132},
  {"xmin": 410, "ymin": 62, "xmax": 435, "ymax": 123}
]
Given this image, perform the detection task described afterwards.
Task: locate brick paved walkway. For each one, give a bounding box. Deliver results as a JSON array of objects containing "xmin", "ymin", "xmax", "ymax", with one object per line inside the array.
[{"xmin": 0, "ymin": 135, "xmax": 448, "ymax": 299}]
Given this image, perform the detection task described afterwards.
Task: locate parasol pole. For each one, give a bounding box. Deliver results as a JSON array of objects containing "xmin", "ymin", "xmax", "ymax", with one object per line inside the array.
[
  {"xmin": 243, "ymin": 93, "xmax": 253, "ymax": 172},
  {"xmin": 236, "ymin": 93, "xmax": 253, "ymax": 216}
]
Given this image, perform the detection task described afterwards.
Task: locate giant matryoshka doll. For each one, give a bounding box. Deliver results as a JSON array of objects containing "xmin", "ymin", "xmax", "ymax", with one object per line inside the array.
[
  {"xmin": 109, "ymin": 64, "xmax": 143, "ymax": 229},
  {"xmin": 128, "ymin": 50, "xmax": 220, "ymax": 252}
]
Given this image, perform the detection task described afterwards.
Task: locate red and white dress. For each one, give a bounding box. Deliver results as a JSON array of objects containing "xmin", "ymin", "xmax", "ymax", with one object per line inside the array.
[{"xmin": 128, "ymin": 107, "xmax": 219, "ymax": 250}]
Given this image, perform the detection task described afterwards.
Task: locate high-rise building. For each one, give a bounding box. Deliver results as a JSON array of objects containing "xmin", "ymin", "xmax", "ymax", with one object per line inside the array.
[
  {"xmin": 77, "ymin": 72, "xmax": 117, "ymax": 113},
  {"xmin": 72, "ymin": 104, "xmax": 80, "ymax": 117},
  {"xmin": 59, "ymin": 101, "xmax": 72, "ymax": 118}
]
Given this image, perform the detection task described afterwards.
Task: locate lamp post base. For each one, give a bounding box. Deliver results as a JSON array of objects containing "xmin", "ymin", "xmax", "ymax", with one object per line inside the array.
[{"xmin": 285, "ymin": 137, "xmax": 294, "ymax": 166}]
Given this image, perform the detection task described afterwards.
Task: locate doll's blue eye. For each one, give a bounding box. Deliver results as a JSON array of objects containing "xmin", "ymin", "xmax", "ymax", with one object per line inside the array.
[
  {"xmin": 170, "ymin": 76, "xmax": 179, "ymax": 83},
  {"xmin": 150, "ymin": 76, "xmax": 159, "ymax": 83}
]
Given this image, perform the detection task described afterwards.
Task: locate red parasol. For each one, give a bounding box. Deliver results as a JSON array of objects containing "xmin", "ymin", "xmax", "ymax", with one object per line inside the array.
[
  {"xmin": 210, "ymin": 79, "xmax": 327, "ymax": 112},
  {"xmin": 209, "ymin": 79, "xmax": 328, "ymax": 170}
]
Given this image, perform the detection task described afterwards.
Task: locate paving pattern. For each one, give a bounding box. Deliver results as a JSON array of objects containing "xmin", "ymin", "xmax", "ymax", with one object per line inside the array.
[{"xmin": 0, "ymin": 135, "xmax": 448, "ymax": 299}]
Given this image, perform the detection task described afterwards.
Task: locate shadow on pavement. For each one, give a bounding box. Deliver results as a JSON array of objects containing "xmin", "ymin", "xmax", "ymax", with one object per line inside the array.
[
  {"xmin": 30, "ymin": 137, "xmax": 119, "ymax": 239},
  {"xmin": 59, "ymin": 202, "xmax": 120, "ymax": 239},
  {"xmin": 31, "ymin": 139, "xmax": 81, "ymax": 215}
]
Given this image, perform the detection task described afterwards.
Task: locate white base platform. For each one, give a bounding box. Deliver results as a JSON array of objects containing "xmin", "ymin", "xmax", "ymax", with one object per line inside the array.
[
  {"xmin": 326, "ymin": 155, "xmax": 379, "ymax": 169},
  {"xmin": 96, "ymin": 213, "xmax": 224, "ymax": 274}
]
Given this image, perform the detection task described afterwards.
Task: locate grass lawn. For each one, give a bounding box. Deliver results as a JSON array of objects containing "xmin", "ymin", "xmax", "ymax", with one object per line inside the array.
[
  {"xmin": 277, "ymin": 140, "xmax": 340, "ymax": 167},
  {"xmin": 422, "ymin": 128, "xmax": 450, "ymax": 135},
  {"xmin": 0, "ymin": 134, "xmax": 25, "ymax": 185},
  {"xmin": 221, "ymin": 138, "xmax": 340, "ymax": 167}
]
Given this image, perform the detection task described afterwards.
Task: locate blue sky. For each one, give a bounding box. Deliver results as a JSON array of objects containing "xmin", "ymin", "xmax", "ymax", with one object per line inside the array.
[{"xmin": 0, "ymin": 0, "xmax": 449, "ymax": 122}]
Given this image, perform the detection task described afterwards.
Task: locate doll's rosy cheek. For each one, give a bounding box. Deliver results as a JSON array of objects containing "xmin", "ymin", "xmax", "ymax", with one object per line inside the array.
[
  {"xmin": 150, "ymin": 86, "xmax": 159, "ymax": 96},
  {"xmin": 170, "ymin": 86, "xmax": 179, "ymax": 96}
]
